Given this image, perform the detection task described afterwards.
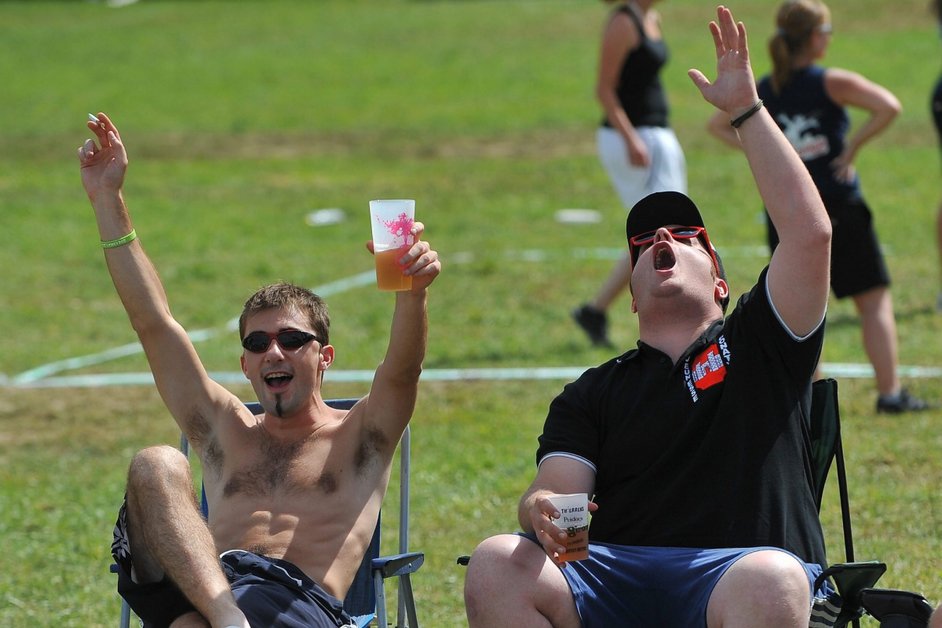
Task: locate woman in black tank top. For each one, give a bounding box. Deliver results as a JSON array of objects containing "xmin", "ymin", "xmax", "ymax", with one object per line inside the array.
[{"xmin": 572, "ymin": 0, "xmax": 687, "ymax": 349}]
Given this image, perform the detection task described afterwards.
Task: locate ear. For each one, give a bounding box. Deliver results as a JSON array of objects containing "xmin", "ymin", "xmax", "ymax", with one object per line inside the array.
[
  {"xmin": 240, "ymin": 354, "xmax": 249, "ymax": 379},
  {"xmin": 715, "ymin": 278, "xmax": 729, "ymax": 303},
  {"xmin": 319, "ymin": 345, "xmax": 335, "ymax": 370}
]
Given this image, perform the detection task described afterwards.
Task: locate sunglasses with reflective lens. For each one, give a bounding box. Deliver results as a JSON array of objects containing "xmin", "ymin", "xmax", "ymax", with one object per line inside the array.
[
  {"xmin": 241, "ymin": 330, "xmax": 320, "ymax": 354},
  {"xmin": 628, "ymin": 225, "xmax": 717, "ymax": 270}
]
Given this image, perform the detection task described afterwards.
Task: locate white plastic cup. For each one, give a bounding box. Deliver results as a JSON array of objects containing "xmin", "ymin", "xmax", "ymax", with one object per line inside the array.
[
  {"xmin": 548, "ymin": 492, "xmax": 590, "ymax": 562},
  {"xmin": 369, "ymin": 199, "xmax": 415, "ymax": 291}
]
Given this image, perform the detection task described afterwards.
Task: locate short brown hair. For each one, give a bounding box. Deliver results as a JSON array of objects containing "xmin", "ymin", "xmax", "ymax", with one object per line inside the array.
[{"xmin": 238, "ymin": 282, "xmax": 330, "ymax": 345}]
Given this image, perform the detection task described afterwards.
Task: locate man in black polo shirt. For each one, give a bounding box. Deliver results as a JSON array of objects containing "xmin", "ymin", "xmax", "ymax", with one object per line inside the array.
[{"xmin": 464, "ymin": 6, "xmax": 834, "ymax": 628}]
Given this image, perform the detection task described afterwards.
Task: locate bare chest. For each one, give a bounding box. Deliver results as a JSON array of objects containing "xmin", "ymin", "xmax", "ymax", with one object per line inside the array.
[{"xmin": 208, "ymin": 424, "xmax": 389, "ymax": 499}]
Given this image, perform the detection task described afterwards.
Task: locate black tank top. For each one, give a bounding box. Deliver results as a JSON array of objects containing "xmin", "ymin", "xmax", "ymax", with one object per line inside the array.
[
  {"xmin": 602, "ymin": 4, "xmax": 670, "ymax": 129},
  {"xmin": 758, "ymin": 66, "xmax": 859, "ymax": 201}
]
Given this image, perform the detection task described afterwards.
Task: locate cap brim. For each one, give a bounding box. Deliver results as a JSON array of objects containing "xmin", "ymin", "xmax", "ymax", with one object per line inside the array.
[{"xmin": 626, "ymin": 191, "xmax": 706, "ymax": 242}]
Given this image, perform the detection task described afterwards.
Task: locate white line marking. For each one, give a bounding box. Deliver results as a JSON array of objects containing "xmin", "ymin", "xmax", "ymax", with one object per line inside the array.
[
  {"xmin": 9, "ymin": 363, "xmax": 942, "ymax": 389},
  {"xmin": 8, "ymin": 247, "xmax": 935, "ymax": 388}
]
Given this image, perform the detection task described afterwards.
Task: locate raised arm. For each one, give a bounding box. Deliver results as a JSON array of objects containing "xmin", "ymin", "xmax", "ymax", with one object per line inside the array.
[
  {"xmin": 689, "ymin": 7, "xmax": 831, "ymax": 337},
  {"xmin": 363, "ymin": 222, "xmax": 441, "ymax": 440},
  {"xmin": 78, "ymin": 113, "xmax": 236, "ymax": 440}
]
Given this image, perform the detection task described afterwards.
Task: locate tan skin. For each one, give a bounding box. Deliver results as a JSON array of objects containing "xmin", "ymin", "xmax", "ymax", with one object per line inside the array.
[
  {"xmin": 629, "ymin": 228, "xmax": 729, "ymax": 360},
  {"xmin": 79, "ymin": 113, "xmax": 440, "ymax": 626},
  {"xmin": 202, "ymin": 308, "xmax": 388, "ymax": 595}
]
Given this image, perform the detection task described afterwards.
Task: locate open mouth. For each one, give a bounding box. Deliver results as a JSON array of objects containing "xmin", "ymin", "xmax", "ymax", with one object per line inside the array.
[
  {"xmin": 652, "ymin": 243, "xmax": 676, "ymax": 271},
  {"xmin": 264, "ymin": 371, "xmax": 293, "ymax": 390}
]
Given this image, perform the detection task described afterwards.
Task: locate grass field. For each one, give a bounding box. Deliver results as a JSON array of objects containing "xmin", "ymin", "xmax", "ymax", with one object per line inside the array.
[{"xmin": 2, "ymin": 1, "xmax": 941, "ymax": 625}]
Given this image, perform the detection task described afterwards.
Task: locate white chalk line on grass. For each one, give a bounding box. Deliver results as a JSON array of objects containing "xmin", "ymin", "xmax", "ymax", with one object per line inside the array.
[
  {"xmin": 10, "ymin": 270, "xmax": 378, "ymax": 386},
  {"xmin": 6, "ymin": 246, "xmax": 938, "ymax": 388},
  {"xmin": 10, "ymin": 363, "xmax": 942, "ymax": 389}
]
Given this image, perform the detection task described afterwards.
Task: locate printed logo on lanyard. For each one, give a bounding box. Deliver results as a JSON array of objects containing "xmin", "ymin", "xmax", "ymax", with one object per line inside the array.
[{"xmin": 683, "ymin": 336, "xmax": 730, "ymax": 402}]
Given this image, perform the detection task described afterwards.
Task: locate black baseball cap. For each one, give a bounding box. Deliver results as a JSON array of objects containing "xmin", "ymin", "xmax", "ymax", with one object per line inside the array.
[
  {"xmin": 626, "ymin": 191, "xmax": 730, "ymax": 312},
  {"xmin": 626, "ymin": 191, "xmax": 706, "ymax": 243}
]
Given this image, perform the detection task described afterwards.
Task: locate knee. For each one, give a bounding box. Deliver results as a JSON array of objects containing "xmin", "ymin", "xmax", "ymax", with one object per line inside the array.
[
  {"xmin": 710, "ymin": 550, "xmax": 811, "ymax": 626},
  {"xmin": 463, "ymin": 535, "xmax": 534, "ymax": 613},
  {"xmin": 739, "ymin": 551, "xmax": 809, "ymax": 607},
  {"xmin": 464, "ymin": 535, "xmax": 517, "ymax": 595},
  {"xmin": 760, "ymin": 551, "xmax": 809, "ymax": 600},
  {"xmin": 127, "ymin": 445, "xmax": 191, "ymax": 491}
]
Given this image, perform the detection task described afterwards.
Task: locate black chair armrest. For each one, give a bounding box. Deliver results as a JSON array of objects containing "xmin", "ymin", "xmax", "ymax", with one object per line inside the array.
[
  {"xmin": 814, "ymin": 561, "xmax": 887, "ymax": 600},
  {"xmin": 860, "ymin": 588, "xmax": 933, "ymax": 628},
  {"xmin": 814, "ymin": 561, "xmax": 887, "ymax": 626},
  {"xmin": 371, "ymin": 551, "xmax": 424, "ymax": 579}
]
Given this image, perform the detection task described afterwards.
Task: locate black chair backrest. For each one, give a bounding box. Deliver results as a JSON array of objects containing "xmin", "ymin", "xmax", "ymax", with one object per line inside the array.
[
  {"xmin": 808, "ymin": 378, "xmax": 857, "ymax": 563},
  {"xmin": 809, "ymin": 378, "xmax": 841, "ymax": 512}
]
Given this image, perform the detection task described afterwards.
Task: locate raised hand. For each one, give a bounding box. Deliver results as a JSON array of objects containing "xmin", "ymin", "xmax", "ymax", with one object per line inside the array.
[
  {"xmin": 687, "ymin": 6, "xmax": 760, "ymax": 118},
  {"xmin": 78, "ymin": 112, "xmax": 128, "ymax": 201},
  {"xmin": 400, "ymin": 221, "xmax": 441, "ymax": 292}
]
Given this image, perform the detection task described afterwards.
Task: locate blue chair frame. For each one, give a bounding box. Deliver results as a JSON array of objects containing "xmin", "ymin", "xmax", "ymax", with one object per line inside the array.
[{"xmin": 115, "ymin": 398, "xmax": 423, "ymax": 627}]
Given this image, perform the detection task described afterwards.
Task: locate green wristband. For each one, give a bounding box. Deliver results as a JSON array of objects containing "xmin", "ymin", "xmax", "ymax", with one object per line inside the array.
[{"xmin": 101, "ymin": 229, "xmax": 137, "ymax": 249}]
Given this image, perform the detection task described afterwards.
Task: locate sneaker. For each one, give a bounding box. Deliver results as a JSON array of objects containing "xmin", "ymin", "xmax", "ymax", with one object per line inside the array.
[
  {"xmin": 572, "ymin": 304, "xmax": 613, "ymax": 348},
  {"xmin": 876, "ymin": 389, "xmax": 931, "ymax": 414}
]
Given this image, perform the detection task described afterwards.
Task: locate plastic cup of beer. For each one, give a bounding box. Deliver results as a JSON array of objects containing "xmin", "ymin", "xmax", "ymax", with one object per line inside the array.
[
  {"xmin": 369, "ymin": 199, "xmax": 415, "ymax": 291},
  {"xmin": 548, "ymin": 493, "xmax": 590, "ymax": 562}
]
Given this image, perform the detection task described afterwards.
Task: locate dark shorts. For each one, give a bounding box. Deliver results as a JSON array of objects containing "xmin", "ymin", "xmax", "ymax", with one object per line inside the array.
[
  {"xmin": 766, "ymin": 195, "xmax": 889, "ymax": 299},
  {"xmin": 518, "ymin": 533, "xmax": 834, "ymax": 628},
  {"xmin": 112, "ymin": 499, "xmax": 354, "ymax": 627}
]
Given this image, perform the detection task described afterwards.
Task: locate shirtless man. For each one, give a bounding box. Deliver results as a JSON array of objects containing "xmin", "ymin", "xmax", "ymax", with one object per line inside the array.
[{"xmin": 79, "ymin": 113, "xmax": 441, "ymax": 628}]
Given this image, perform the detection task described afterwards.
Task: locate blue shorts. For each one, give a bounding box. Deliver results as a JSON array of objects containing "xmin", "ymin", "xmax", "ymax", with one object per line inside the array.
[
  {"xmin": 112, "ymin": 499, "xmax": 354, "ymax": 627},
  {"xmin": 519, "ymin": 533, "xmax": 831, "ymax": 628}
]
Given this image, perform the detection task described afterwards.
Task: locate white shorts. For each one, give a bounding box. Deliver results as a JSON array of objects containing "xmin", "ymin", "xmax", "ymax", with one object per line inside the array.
[{"xmin": 596, "ymin": 125, "xmax": 687, "ymax": 209}]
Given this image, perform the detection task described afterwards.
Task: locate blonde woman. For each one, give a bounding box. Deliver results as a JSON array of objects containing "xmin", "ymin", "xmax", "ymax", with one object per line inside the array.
[
  {"xmin": 708, "ymin": 0, "xmax": 929, "ymax": 413},
  {"xmin": 573, "ymin": 0, "xmax": 686, "ymax": 348}
]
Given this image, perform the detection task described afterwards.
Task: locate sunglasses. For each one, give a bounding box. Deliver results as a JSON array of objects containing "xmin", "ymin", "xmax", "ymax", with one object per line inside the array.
[
  {"xmin": 241, "ymin": 330, "xmax": 320, "ymax": 354},
  {"xmin": 628, "ymin": 225, "xmax": 718, "ymax": 271}
]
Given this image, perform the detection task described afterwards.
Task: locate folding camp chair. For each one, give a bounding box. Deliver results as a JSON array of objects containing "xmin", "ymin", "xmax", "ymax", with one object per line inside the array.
[
  {"xmin": 808, "ymin": 378, "xmax": 933, "ymax": 628},
  {"xmin": 114, "ymin": 397, "xmax": 423, "ymax": 628}
]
